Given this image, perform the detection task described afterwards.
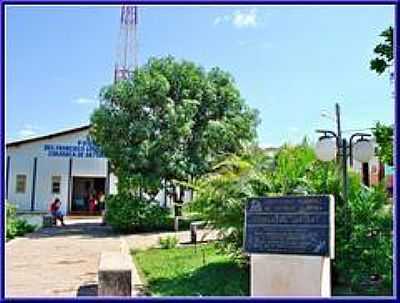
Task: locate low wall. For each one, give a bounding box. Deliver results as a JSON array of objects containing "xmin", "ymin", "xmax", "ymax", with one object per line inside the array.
[{"xmin": 16, "ymin": 213, "xmax": 45, "ymax": 229}]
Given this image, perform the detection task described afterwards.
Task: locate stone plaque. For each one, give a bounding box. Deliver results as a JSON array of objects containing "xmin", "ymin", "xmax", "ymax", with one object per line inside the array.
[{"xmin": 244, "ymin": 195, "xmax": 333, "ymax": 256}]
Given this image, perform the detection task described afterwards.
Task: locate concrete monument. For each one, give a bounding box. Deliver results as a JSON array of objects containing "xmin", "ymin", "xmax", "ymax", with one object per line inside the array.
[{"xmin": 245, "ymin": 195, "xmax": 334, "ymax": 297}]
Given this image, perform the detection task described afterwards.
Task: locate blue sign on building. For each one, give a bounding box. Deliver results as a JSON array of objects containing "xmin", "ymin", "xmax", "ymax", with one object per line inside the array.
[{"xmin": 43, "ymin": 137, "xmax": 104, "ymax": 158}]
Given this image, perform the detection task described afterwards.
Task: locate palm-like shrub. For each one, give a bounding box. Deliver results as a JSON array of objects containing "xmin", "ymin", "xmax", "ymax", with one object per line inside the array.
[
  {"xmin": 190, "ymin": 143, "xmax": 393, "ymax": 294},
  {"xmin": 188, "ymin": 148, "xmax": 273, "ymax": 260},
  {"xmin": 269, "ymin": 143, "xmax": 316, "ymax": 194}
]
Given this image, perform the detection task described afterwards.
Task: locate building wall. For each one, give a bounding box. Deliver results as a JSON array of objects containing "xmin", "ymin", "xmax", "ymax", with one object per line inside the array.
[
  {"xmin": 6, "ymin": 127, "xmax": 166, "ymax": 214},
  {"xmin": 71, "ymin": 158, "xmax": 107, "ymax": 177},
  {"xmin": 7, "ymin": 153, "xmax": 34, "ymax": 210},
  {"xmin": 35, "ymin": 157, "xmax": 70, "ymax": 212},
  {"xmin": 352, "ymin": 156, "xmax": 381, "ymax": 186},
  {"xmin": 6, "ymin": 129, "xmax": 109, "ymax": 214},
  {"xmin": 109, "ymin": 173, "xmax": 117, "ymax": 194}
]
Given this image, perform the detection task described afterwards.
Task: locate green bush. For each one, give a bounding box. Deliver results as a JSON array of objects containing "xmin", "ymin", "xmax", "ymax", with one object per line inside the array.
[
  {"xmin": 159, "ymin": 235, "xmax": 179, "ymax": 249},
  {"xmin": 105, "ymin": 192, "xmax": 171, "ymax": 233},
  {"xmin": 189, "ymin": 148, "xmax": 274, "ymax": 261},
  {"xmin": 336, "ymin": 183, "xmax": 393, "ymax": 294},
  {"xmin": 6, "ymin": 202, "xmax": 36, "ymax": 240},
  {"xmin": 190, "ymin": 144, "xmax": 393, "ymax": 294},
  {"xmin": 272, "ymin": 145, "xmax": 393, "ymax": 294}
]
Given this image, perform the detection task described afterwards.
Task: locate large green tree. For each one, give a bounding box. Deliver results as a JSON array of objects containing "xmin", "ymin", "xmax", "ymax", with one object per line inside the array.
[
  {"xmin": 90, "ymin": 56, "xmax": 258, "ymax": 195},
  {"xmin": 370, "ymin": 26, "xmax": 394, "ymax": 165}
]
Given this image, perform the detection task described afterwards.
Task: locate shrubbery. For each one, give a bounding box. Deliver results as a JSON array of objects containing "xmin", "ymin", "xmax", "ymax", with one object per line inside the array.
[
  {"xmin": 105, "ymin": 192, "xmax": 201, "ymax": 233},
  {"xmin": 6, "ymin": 202, "xmax": 36, "ymax": 240},
  {"xmin": 336, "ymin": 183, "xmax": 393, "ymax": 294},
  {"xmin": 159, "ymin": 235, "xmax": 179, "ymax": 249},
  {"xmin": 190, "ymin": 144, "xmax": 393, "ymax": 294},
  {"xmin": 105, "ymin": 192, "xmax": 171, "ymax": 233},
  {"xmin": 103, "ymin": 142, "xmax": 392, "ymax": 294},
  {"xmin": 188, "ymin": 148, "xmax": 273, "ymax": 260}
]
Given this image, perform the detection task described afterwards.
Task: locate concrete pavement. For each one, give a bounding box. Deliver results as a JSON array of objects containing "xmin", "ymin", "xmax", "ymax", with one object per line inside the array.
[
  {"xmin": 5, "ymin": 217, "xmax": 218, "ymax": 297},
  {"xmin": 6, "ymin": 218, "xmax": 121, "ymax": 297}
]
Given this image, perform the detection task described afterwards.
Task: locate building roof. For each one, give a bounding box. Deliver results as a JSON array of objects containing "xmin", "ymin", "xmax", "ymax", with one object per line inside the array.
[{"xmin": 6, "ymin": 124, "xmax": 91, "ymax": 148}]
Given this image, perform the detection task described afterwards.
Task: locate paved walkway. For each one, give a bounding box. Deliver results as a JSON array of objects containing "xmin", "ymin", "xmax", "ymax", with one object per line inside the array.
[
  {"xmin": 6, "ymin": 218, "xmax": 121, "ymax": 297},
  {"xmin": 6, "ymin": 218, "xmax": 218, "ymax": 297}
]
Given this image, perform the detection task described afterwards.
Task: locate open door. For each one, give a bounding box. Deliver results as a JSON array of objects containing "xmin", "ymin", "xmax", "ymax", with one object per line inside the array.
[{"xmin": 70, "ymin": 176, "xmax": 105, "ymax": 215}]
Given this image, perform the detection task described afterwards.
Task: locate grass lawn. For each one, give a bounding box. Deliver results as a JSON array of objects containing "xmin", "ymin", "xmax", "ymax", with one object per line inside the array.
[
  {"xmin": 132, "ymin": 243, "xmax": 249, "ymax": 296},
  {"xmin": 132, "ymin": 243, "xmax": 391, "ymax": 297}
]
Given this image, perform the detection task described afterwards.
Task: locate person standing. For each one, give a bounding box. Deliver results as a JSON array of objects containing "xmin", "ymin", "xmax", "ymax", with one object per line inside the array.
[{"xmin": 88, "ymin": 194, "xmax": 98, "ymax": 213}]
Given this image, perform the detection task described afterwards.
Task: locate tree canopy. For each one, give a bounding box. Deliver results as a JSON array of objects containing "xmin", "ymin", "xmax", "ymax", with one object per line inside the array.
[
  {"xmin": 90, "ymin": 56, "xmax": 259, "ymax": 194},
  {"xmin": 372, "ymin": 122, "xmax": 393, "ymax": 165},
  {"xmin": 369, "ymin": 26, "xmax": 394, "ymax": 165},
  {"xmin": 370, "ymin": 26, "xmax": 393, "ymax": 75}
]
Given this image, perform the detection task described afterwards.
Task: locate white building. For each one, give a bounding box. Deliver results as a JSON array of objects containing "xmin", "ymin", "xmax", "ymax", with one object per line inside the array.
[{"xmin": 6, "ymin": 125, "xmax": 172, "ymax": 215}]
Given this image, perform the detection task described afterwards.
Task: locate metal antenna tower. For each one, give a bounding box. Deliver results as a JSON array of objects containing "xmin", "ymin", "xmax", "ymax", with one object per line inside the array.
[{"xmin": 114, "ymin": 5, "xmax": 138, "ymax": 82}]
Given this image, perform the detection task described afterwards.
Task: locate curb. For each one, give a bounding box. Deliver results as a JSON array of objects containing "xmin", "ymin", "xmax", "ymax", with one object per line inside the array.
[{"xmin": 119, "ymin": 237, "xmax": 145, "ymax": 296}]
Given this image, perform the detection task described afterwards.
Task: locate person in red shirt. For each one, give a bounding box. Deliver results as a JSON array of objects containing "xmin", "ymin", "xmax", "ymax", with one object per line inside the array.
[
  {"xmin": 49, "ymin": 198, "xmax": 66, "ymax": 226},
  {"xmin": 88, "ymin": 194, "xmax": 98, "ymax": 213}
]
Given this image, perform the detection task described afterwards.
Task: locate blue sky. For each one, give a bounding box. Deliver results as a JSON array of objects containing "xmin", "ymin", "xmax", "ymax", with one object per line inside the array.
[{"xmin": 6, "ymin": 5, "xmax": 394, "ymax": 146}]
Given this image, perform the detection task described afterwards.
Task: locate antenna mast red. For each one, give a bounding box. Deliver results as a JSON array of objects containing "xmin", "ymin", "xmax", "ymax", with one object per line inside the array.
[{"xmin": 114, "ymin": 5, "xmax": 138, "ymax": 82}]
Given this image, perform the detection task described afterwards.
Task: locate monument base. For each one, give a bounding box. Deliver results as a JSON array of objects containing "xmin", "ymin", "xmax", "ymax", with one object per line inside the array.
[{"xmin": 251, "ymin": 254, "xmax": 331, "ymax": 297}]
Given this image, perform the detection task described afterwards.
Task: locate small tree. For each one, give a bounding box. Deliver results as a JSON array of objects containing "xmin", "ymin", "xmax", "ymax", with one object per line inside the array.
[
  {"xmin": 91, "ymin": 56, "xmax": 258, "ymax": 196},
  {"xmin": 372, "ymin": 122, "xmax": 393, "ymax": 165},
  {"xmin": 370, "ymin": 26, "xmax": 394, "ymax": 166},
  {"xmin": 188, "ymin": 148, "xmax": 274, "ymax": 260}
]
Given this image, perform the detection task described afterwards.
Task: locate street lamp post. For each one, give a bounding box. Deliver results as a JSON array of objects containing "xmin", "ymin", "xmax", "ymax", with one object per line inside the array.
[
  {"xmin": 315, "ymin": 105, "xmax": 376, "ymax": 285},
  {"xmin": 335, "ymin": 103, "xmax": 342, "ymax": 163},
  {"xmin": 317, "ymin": 102, "xmax": 375, "ymax": 202},
  {"xmin": 315, "ymin": 127, "xmax": 374, "ymax": 243},
  {"xmin": 341, "ymin": 138, "xmax": 348, "ymax": 206},
  {"xmin": 315, "ymin": 129, "xmax": 374, "ymax": 204}
]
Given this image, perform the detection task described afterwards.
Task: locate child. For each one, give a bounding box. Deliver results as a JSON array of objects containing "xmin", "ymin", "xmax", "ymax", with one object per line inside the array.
[{"xmin": 50, "ymin": 198, "xmax": 66, "ymax": 226}]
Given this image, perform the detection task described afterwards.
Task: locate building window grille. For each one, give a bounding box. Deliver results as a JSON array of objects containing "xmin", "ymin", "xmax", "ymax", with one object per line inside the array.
[
  {"xmin": 52, "ymin": 176, "xmax": 61, "ymax": 194},
  {"xmin": 16, "ymin": 174, "xmax": 27, "ymax": 193}
]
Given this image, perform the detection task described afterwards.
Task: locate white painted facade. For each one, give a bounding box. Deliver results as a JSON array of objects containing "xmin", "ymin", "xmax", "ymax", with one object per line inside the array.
[{"xmin": 6, "ymin": 126, "xmax": 170, "ymax": 215}]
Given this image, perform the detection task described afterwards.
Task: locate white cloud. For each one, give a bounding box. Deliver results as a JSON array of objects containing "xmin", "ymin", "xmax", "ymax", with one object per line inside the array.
[
  {"xmin": 213, "ymin": 16, "xmax": 223, "ymax": 25},
  {"xmin": 214, "ymin": 9, "xmax": 259, "ymax": 29},
  {"xmin": 18, "ymin": 125, "xmax": 37, "ymax": 139},
  {"xmin": 289, "ymin": 127, "xmax": 299, "ymax": 133},
  {"xmin": 232, "ymin": 9, "xmax": 258, "ymax": 28},
  {"xmin": 73, "ymin": 97, "xmax": 96, "ymax": 105}
]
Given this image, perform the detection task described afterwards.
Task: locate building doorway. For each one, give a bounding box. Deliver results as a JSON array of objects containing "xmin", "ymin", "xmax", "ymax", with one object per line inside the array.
[{"xmin": 70, "ymin": 177, "xmax": 106, "ymax": 215}]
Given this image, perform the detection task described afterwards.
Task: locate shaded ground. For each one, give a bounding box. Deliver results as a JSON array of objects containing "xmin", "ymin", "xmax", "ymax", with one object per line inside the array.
[{"xmin": 6, "ymin": 218, "xmax": 121, "ymax": 297}]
